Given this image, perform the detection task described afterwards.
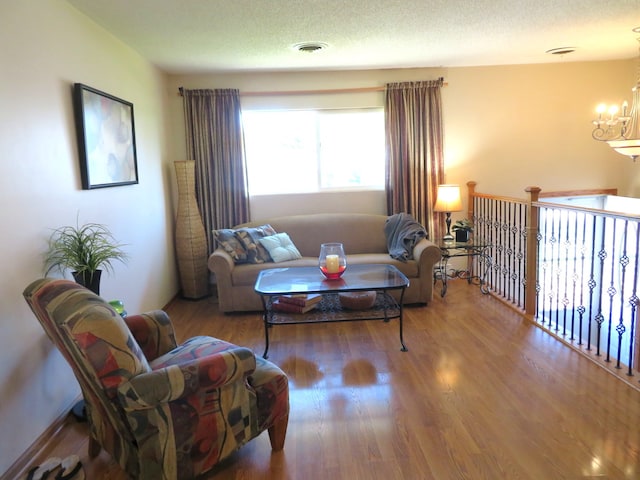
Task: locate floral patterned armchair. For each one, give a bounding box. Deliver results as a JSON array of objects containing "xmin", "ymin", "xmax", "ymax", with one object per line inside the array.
[{"xmin": 23, "ymin": 278, "xmax": 289, "ymax": 480}]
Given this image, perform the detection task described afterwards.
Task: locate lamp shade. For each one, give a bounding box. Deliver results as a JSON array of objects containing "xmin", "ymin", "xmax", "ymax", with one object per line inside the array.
[{"xmin": 433, "ymin": 184, "xmax": 462, "ymax": 212}]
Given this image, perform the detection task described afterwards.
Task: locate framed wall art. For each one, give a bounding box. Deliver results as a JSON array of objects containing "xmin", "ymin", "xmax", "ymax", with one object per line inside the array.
[{"xmin": 73, "ymin": 83, "xmax": 139, "ymax": 189}]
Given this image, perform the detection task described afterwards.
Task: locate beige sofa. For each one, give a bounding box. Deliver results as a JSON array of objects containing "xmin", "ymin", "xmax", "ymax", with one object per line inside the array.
[{"xmin": 208, "ymin": 213, "xmax": 442, "ymax": 313}]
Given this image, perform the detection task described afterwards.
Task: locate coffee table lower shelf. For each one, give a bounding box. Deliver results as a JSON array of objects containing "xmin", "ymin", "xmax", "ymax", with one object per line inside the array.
[{"xmin": 261, "ymin": 291, "xmax": 406, "ymax": 358}]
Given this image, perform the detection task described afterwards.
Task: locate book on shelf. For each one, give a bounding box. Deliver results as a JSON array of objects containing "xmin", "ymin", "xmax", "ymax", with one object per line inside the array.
[
  {"xmin": 276, "ymin": 293, "xmax": 322, "ymax": 307},
  {"xmin": 271, "ymin": 298, "xmax": 319, "ymax": 314}
]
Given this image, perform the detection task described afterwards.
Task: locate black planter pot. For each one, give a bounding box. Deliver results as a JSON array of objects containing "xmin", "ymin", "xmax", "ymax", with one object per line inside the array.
[
  {"xmin": 455, "ymin": 230, "xmax": 471, "ymax": 243},
  {"xmin": 72, "ymin": 270, "xmax": 102, "ymax": 295}
]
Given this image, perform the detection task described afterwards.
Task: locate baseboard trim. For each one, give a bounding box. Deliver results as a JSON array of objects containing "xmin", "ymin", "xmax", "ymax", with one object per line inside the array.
[{"xmin": 0, "ymin": 397, "xmax": 79, "ymax": 480}]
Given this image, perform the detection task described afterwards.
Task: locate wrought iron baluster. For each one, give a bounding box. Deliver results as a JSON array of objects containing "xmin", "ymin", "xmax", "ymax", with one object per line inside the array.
[
  {"xmin": 615, "ymin": 219, "xmax": 629, "ymax": 370},
  {"xmin": 576, "ymin": 212, "xmax": 588, "ymax": 347},
  {"xmin": 627, "ymin": 225, "xmax": 640, "ymax": 377},
  {"xmin": 560, "ymin": 209, "xmax": 570, "ymax": 337},
  {"xmin": 594, "ymin": 215, "xmax": 607, "ymax": 357},
  {"xmin": 568, "ymin": 210, "xmax": 579, "ymax": 342},
  {"xmin": 605, "ymin": 218, "xmax": 617, "ymax": 363},
  {"xmin": 538, "ymin": 208, "xmax": 551, "ymax": 327},
  {"xmin": 586, "ymin": 214, "xmax": 598, "ymax": 352},
  {"xmin": 551, "ymin": 209, "xmax": 560, "ymax": 331}
]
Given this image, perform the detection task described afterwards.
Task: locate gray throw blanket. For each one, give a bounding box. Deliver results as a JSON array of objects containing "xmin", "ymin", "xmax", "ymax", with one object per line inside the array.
[{"xmin": 384, "ymin": 213, "xmax": 427, "ymax": 262}]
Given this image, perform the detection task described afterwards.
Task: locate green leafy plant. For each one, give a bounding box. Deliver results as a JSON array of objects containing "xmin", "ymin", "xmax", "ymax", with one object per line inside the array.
[
  {"xmin": 44, "ymin": 221, "xmax": 128, "ymax": 280},
  {"xmin": 452, "ymin": 219, "xmax": 474, "ymax": 232}
]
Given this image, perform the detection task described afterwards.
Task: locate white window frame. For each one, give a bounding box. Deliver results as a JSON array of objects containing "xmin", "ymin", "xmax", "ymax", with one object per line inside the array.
[{"xmin": 242, "ymin": 108, "xmax": 385, "ymax": 196}]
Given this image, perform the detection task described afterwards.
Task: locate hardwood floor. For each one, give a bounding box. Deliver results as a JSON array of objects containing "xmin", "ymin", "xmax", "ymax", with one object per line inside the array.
[{"xmin": 15, "ymin": 280, "xmax": 640, "ymax": 479}]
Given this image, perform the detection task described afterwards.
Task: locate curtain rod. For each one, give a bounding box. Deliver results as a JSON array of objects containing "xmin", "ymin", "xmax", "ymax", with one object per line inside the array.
[{"xmin": 178, "ymin": 81, "xmax": 448, "ymax": 97}]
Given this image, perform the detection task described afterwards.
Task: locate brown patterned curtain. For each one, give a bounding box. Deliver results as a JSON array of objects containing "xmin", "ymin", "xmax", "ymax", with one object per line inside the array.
[
  {"xmin": 182, "ymin": 88, "xmax": 250, "ymax": 254},
  {"xmin": 384, "ymin": 79, "xmax": 445, "ymax": 240}
]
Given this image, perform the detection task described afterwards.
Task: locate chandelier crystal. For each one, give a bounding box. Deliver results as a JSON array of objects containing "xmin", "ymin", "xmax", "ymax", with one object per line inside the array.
[{"xmin": 591, "ymin": 36, "xmax": 640, "ymax": 162}]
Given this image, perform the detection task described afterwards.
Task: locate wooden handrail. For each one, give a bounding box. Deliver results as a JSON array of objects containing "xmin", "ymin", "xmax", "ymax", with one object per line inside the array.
[{"xmin": 538, "ymin": 187, "xmax": 618, "ymax": 198}]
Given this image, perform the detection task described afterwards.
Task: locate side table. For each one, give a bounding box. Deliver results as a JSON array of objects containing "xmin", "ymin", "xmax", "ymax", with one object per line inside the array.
[{"xmin": 434, "ymin": 239, "xmax": 492, "ymax": 297}]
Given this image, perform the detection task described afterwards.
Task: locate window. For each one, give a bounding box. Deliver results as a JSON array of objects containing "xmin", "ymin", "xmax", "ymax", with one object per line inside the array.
[{"xmin": 242, "ymin": 108, "xmax": 385, "ymax": 195}]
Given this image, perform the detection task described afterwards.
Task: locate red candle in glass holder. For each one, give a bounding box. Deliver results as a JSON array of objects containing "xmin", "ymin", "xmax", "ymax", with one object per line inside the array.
[{"xmin": 319, "ymin": 243, "xmax": 347, "ymax": 280}]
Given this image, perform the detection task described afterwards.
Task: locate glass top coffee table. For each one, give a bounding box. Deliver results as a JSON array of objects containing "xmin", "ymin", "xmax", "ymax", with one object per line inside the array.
[{"xmin": 254, "ymin": 264, "xmax": 409, "ymax": 358}]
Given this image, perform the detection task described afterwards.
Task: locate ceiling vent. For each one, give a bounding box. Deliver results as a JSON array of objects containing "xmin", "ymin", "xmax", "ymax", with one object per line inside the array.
[
  {"xmin": 545, "ymin": 47, "xmax": 576, "ymax": 56},
  {"xmin": 293, "ymin": 42, "xmax": 328, "ymax": 53}
]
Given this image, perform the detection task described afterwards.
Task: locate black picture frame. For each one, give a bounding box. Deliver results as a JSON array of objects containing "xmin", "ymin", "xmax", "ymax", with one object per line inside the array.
[{"xmin": 73, "ymin": 83, "xmax": 139, "ymax": 189}]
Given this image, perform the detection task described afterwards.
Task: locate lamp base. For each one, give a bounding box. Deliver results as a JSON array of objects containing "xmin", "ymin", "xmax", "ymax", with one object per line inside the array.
[{"xmin": 443, "ymin": 212, "xmax": 454, "ymax": 243}]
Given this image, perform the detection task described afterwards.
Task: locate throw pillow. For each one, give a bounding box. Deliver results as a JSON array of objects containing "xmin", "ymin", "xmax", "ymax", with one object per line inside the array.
[
  {"xmin": 235, "ymin": 224, "xmax": 277, "ymax": 263},
  {"xmin": 258, "ymin": 232, "xmax": 302, "ymax": 263},
  {"xmin": 213, "ymin": 229, "xmax": 248, "ymax": 263}
]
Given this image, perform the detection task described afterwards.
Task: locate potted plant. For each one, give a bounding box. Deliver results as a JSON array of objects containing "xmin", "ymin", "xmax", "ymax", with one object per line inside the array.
[
  {"xmin": 44, "ymin": 221, "xmax": 128, "ymax": 295},
  {"xmin": 452, "ymin": 219, "xmax": 474, "ymax": 242}
]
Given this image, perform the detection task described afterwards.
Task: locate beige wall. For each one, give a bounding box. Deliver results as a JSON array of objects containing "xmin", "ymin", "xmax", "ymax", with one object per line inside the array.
[
  {"xmin": 168, "ymin": 60, "xmax": 638, "ymax": 224},
  {"xmin": 0, "ymin": 1, "xmax": 177, "ymax": 473},
  {"xmin": 443, "ymin": 61, "xmax": 639, "ymax": 203}
]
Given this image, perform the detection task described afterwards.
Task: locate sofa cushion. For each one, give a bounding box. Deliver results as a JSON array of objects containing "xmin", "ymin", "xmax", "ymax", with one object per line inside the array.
[
  {"xmin": 236, "ymin": 224, "xmax": 277, "ymax": 264},
  {"xmin": 236, "ymin": 214, "xmax": 389, "ymax": 257},
  {"xmin": 231, "ymin": 258, "xmax": 318, "ymax": 286},
  {"xmin": 214, "ymin": 229, "xmax": 249, "ymax": 264},
  {"xmin": 229, "ymin": 253, "xmax": 418, "ymax": 287},
  {"xmin": 258, "ymin": 232, "xmax": 302, "ymax": 263}
]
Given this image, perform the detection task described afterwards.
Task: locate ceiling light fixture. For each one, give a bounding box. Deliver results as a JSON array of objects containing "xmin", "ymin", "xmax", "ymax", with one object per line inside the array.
[
  {"xmin": 591, "ymin": 31, "xmax": 640, "ymax": 162},
  {"xmin": 292, "ymin": 42, "xmax": 328, "ymax": 53}
]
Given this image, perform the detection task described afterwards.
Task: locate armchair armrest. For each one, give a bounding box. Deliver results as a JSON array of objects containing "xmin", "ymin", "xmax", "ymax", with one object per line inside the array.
[
  {"xmin": 117, "ymin": 346, "xmax": 257, "ymax": 410},
  {"xmin": 124, "ymin": 310, "xmax": 177, "ymax": 361}
]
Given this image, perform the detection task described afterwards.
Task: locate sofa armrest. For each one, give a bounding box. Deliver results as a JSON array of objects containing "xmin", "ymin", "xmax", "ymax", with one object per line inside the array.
[
  {"xmin": 210, "ymin": 247, "xmax": 234, "ymax": 271},
  {"xmin": 124, "ymin": 311, "xmax": 177, "ymax": 361},
  {"xmin": 209, "ymin": 248, "xmax": 234, "ymax": 280},
  {"xmin": 412, "ymin": 237, "xmax": 442, "ymax": 275},
  {"xmin": 117, "ymin": 346, "xmax": 257, "ymax": 410},
  {"xmin": 208, "ymin": 248, "xmax": 236, "ymax": 311}
]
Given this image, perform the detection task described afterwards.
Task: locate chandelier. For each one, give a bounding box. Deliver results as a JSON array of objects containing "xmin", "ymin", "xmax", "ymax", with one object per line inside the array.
[{"xmin": 591, "ymin": 33, "xmax": 640, "ymax": 162}]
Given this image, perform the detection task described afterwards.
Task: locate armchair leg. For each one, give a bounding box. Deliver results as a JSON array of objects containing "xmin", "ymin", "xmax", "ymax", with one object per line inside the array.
[
  {"xmin": 267, "ymin": 413, "xmax": 289, "ymax": 451},
  {"xmin": 88, "ymin": 436, "xmax": 101, "ymax": 458}
]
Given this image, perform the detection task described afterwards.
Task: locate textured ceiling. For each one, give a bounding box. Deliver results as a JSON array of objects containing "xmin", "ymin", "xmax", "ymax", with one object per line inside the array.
[{"xmin": 66, "ymin": 0, "xmax": 640, "ymax": 74}]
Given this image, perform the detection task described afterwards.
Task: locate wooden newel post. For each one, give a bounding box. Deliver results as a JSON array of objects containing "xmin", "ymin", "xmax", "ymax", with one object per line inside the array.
[
  {"xmin": 466, "ymin": 181, "xmax": 477, "ymax": 222},
  {"xmin": 524, "ymin": 186, "xmax": 541, "ymax": 317},
  {"xmin": 466, "ymin": 181, "xmax": 477, "ymax": 274}
]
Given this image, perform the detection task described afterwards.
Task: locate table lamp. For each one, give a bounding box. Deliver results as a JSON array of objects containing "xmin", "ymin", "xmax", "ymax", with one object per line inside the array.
[{"xmin": 433, "ymin": 184, "xmax": 462, "ymax": 241}]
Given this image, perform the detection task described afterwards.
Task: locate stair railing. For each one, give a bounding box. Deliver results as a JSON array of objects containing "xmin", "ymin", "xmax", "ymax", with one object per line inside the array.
[{"xmin": 467, "ymin": 181, "xmax": 640, "ymax": 383}]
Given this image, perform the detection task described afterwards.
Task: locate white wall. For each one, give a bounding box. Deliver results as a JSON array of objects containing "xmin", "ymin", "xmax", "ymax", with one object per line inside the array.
[
  {"xmin": 0, "ymin": 1, "xmax": 177, "ymax": 473},
  {"xmin": 168, "ymin": 60, "xmax": 639, "ymax": 224}
]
